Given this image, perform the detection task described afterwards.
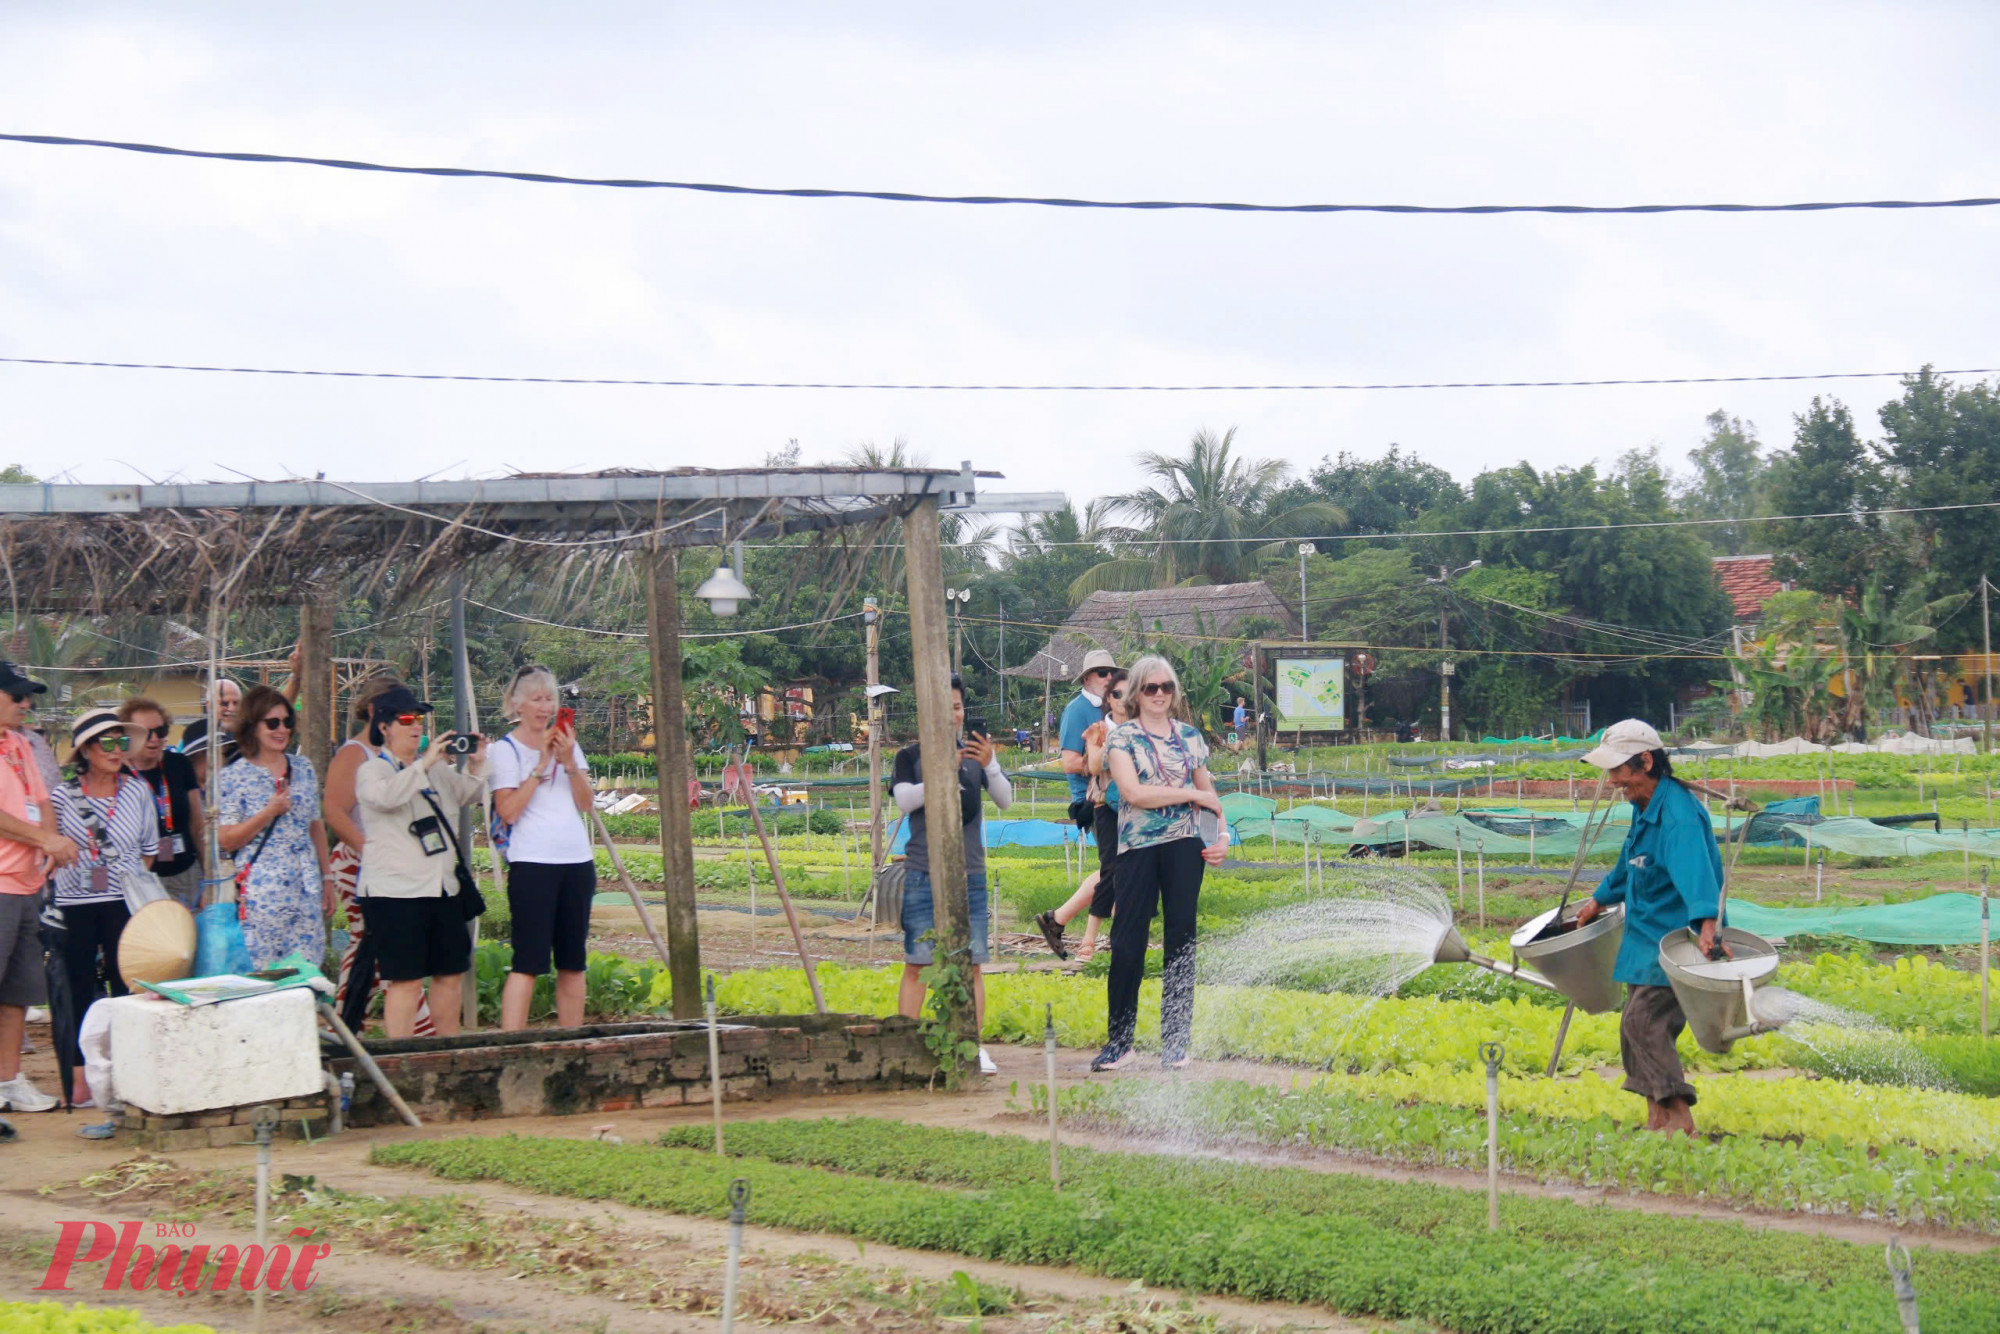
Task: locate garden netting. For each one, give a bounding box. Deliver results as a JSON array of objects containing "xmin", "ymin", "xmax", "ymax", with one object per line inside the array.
[{"xmin": 1726, "ymin": 893, "xmax": 1992, "ymax": 945}]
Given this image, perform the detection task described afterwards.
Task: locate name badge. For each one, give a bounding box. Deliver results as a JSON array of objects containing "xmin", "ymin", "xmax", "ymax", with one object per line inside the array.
[
  {"xmin": 20, "ymin": 801, "xmax": 38, "ymax": 823},
  {"xmin": 89, "ymin": 864, "xmax": 110, "ymax": 895},
  {"xmin": 168, "ymin": 834, "xmax": 187, "ymax": 856}
]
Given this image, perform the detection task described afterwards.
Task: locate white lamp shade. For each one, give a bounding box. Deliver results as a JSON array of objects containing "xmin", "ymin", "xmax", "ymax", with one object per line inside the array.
[{"xmin": 695, "ymin": 564, "xmax": 754, "ymax": 616}]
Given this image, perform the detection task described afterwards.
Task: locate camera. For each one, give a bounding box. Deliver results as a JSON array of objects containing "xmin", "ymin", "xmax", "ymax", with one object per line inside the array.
[{"xmin": 443, "ymin": 732, "xmax": 482, "ymax": 756}]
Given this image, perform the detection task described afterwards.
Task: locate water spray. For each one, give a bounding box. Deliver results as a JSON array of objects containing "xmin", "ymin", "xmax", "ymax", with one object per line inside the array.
[
  {"xmin": 1981, "ymin": 870, "xmax": 1990, "ymax": 1041},
  {"xmin": 1886, "ymin": 1236, "xmax": 1920, "ymax": 1334},
  {"xmin": 1478, "ymin": 1041, "xmax": 1502, "ymax": 1231},
  {"xmin": 250, "ymin": 1104, "xmax": 279, "ymax": 1333},
  {"xmin": 720, "ymin": 1177, "xmax": 750, "ymax": 1334},
  {"xmin": 706, "ymin": 975, "xmax": 726, "ymax": 1153}
]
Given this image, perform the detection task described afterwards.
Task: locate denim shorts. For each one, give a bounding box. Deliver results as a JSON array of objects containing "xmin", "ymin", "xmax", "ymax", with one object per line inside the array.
[{"xmin": 901, "ymin": 869, "xmax": 990, "ymax": 966}]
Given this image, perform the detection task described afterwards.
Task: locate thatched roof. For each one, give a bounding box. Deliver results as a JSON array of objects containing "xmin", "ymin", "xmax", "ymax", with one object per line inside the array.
[
  {"xmin": 1004, "ymin": 581, "xmax": 1295, "ymax": 680},
  {"xmin": 0, "ymin": 467, "xmax": 1052, "ymax": 616}
]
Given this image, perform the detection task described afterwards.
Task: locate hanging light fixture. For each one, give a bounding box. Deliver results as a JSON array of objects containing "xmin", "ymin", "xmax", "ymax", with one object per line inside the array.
[{"xmin": 696, "ymin": 540, "xmax": 754, "ymax": 616}]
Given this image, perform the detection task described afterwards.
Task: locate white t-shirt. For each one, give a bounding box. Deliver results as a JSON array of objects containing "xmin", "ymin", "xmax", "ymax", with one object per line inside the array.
[{"xmin": 488, "ymin": 733, "xmax": 594, "ymax": 864}]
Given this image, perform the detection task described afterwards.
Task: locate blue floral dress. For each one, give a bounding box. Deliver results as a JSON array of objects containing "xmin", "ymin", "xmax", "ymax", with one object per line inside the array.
[{"xmin": 220, "ymin": 754, "xmax": 326, "ymax": 968}]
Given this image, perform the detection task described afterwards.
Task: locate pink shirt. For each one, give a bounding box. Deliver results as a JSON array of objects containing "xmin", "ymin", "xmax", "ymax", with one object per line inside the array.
[{"xmin": 0, "ymin": 729, "xmax": 52, "ymax": 894}]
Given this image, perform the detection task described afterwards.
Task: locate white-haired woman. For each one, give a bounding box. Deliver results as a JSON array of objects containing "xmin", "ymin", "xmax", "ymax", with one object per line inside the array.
[
  {"xmin": 1096, "ymin": 655, "xmax": 1228, "ymax": 1072},
  {"xmin": 489, "ymin": 665, "xmax": 595, "ymax": 1030}
]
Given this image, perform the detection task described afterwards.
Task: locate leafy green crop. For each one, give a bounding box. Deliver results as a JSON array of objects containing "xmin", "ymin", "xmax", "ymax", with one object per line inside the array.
[
  {"xmin": 1023, "ymin": 1075, "xmax": 2000, "ymax": 1229},
  {"xmin": 0, "ymin": 1304, "xmax": 218, "ymax": 1334},
  {"xmin": 374, "ymin": 1129, "xmax": 2000, "ymax": 1333}
]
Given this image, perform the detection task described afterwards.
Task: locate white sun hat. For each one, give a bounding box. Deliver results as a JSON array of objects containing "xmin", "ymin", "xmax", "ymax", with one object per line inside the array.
[{"xmin": 1581, "ymin": 718, "xmax": 1666, "ymax": 770}]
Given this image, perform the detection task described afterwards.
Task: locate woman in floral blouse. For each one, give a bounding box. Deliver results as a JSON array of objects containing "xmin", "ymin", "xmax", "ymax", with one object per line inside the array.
[
  {"xmin": 219, "ymin": 685, "xmax": 333, "ymax": 968},
  {"xmin": 1096, "ymin": 654, "xmax": 1229, "ymax": 1072}
]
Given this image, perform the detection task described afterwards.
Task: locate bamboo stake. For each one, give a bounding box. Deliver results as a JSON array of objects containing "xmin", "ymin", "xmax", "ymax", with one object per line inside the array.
[
  {"xmin": 736, "ymin": 749, "xmax": 827, "ymax": 1014},
  {"xmin": 590, "ymin": 805, "xmax": 672, "ymax": 968}
]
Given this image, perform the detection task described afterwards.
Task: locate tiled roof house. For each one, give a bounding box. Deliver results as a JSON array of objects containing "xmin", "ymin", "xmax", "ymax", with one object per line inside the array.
[{"xmin": 1713, "ymin": 554, "xmax": 1790, "ymax": 622}]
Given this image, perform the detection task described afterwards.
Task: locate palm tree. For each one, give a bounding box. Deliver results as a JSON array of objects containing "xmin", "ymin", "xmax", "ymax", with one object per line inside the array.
[
  {"xmin": 1836, "ymin": 579, "xmax": 1970, "ymax": 736},
  {"xmin": 1068, "ymin": 429, "xmax": 1344, "ymax": 602}
]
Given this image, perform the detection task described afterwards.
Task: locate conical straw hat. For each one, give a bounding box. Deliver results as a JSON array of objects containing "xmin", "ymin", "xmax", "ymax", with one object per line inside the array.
[{"xmin": 118, "ymin": 899, "xmax": 197, "ymax": 987}]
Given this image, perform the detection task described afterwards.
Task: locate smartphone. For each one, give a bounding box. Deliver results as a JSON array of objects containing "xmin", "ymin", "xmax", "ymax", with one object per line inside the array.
[
  {"xmin": 557, "ymin": 706, "xmax": 576, "ymax": 734},
  {"xmin": 963, "ymin": 713, "xmax": 990, "ymax": 741},
  {"xmin": 444, "ymin": 732, "xmax": 482, "ymax": 756}
]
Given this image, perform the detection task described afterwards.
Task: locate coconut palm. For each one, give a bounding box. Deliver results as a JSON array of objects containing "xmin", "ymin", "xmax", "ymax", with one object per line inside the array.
[{"xmin": 1068, "ymin": 429, "xmax": 1344, "ymax": 602}]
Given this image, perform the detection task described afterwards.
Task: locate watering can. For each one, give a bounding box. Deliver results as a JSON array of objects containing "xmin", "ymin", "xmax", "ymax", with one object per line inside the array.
[
  {"xmin": 1430, "ymin": 902, "xmax": 1625, "ymax": 1012},
  {"xmin": 1658, "ymin": 927, "xmax": 1794, "ymax": 1054}
]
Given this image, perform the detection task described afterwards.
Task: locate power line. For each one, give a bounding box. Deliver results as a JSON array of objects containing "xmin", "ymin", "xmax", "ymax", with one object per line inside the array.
[
  {"xmin": 4, "ymin": 354, "xmax": 1995, "ymax": 394},
  {"xmin": 8, "ymin": 133, "xmax": 2000, "ymax": 217}
]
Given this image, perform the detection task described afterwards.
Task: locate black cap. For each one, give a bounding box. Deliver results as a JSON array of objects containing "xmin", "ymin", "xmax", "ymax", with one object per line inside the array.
[
  {"xmin": 0, "ymin": 662, "xmax": 47, "ymax": 699},
  {"xmin": 178, "ymin": 717, "xmax": 211, "ymax": 756},
  {"xmin": 370, "ymin": 684, "xmax": 436, "ymax": 722}
]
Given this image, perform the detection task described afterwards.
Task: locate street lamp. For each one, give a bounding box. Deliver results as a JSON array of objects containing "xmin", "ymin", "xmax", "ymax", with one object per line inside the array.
[
  {"xmin": 944, "ymin": 586, "xmax": 973, "ymax": 674},
  {"xmin": 696, "ymin": 541, "xmax": 754, "ymax": 617},
  {"xmin": 1426, "ymin": 560, "xmax": 1481, "ymax": 742},
  {"xmin": 1298, "ymin": 543, "xmax": 1317, "ymax": 641}
]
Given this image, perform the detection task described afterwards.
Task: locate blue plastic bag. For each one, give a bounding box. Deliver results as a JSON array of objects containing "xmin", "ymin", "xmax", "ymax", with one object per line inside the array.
[{"xmin": 192, "ymin": 900, "xmax": 253, "ymax": 977}]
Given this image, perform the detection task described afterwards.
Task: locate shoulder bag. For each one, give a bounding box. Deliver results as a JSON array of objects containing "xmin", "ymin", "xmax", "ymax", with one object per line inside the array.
[
  {"xmin": 421, "ymin": 788, "xmax": 487, "ymax": 920},
  {"xmin": 231, "ymin": 758, "xmax": 290, "ymax": 905}
]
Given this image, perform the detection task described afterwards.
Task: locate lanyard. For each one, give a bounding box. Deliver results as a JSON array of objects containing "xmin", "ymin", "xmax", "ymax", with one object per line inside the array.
[
  {"xmin": 144, "ymin": 766, "xmax": 175, "ymax": 834},
  {"xmin": 1, "ymin": 743, "xmax": 31, "ymax": 799},
  {"xmin": 78, "ymin": 776, "xmax": 121, "ymax": 863}
]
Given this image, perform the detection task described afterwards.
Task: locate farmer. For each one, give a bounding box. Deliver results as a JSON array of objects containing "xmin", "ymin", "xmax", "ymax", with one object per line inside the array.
[{"xmin": 1573, "ymin": 718, "xmax": 1725, "ymax": 1136}]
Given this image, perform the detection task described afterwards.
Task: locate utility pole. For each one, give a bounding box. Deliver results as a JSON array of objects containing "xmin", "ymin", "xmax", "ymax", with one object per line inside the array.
[
  {"xmin": 1298, "ymin": 543, "xmax": 1316, "ymax": 641},
  {"xmin": 1428, "ymin": 561, "xmax": 1480, "ymax": 743},
  {"xmin": 997, "ymin": 597, "xmax": 1007, "ymax": 729},
  {"xmin": 946, "ymin": 586, "xmax": 971, "ymax": 676},
  {"xmin": 865, "ymin": 597, "xmax": 884, "ymax": 876},
  {"xmin": 1984, "ymin": 575, "xmax": 1994, "ymax": 755}
]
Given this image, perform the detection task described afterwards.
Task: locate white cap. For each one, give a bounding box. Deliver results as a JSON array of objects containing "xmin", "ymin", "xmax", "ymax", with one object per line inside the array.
[{"xmin": 1582, "ymin": 719, "xmax": 1665, "ymax": 770}]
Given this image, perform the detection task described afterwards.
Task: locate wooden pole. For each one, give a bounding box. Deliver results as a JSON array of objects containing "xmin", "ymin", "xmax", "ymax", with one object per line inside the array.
[
  {"xmin": 645, "ymin": 545, "xmax": 704, "ymax": 1019},
  {"xmin": 865, "ymin": 597, "xmax": 885, "ymax": 879},
  {"xmin": 903, "ymin": 496, "xmax": 978, "ymax": 1052},
  {"xmin": 298, "ymin": 590, "xmax": 335, "ymax": 781},
  {"xmin": 1253, "ymin": 642, "xmax": 1268, "ymax": 775},
  {"xmin": 448, "ymin": 577, "xmax": 481, "ymax": 1032}
]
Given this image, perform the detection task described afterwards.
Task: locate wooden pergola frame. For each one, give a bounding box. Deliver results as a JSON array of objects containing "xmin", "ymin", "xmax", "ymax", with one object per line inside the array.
[{"xmin": 1, "ymin": 466, "xmax": 1062, "ymax": 1042}]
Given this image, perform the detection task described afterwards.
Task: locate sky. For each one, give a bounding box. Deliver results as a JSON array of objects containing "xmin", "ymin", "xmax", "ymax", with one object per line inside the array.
[{"xmin": 1, "ymin": 3, "xmax": 1996, "ymax": 519}]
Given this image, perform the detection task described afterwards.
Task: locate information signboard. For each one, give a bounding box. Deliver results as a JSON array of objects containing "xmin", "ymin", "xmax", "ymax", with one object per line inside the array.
[{"xmin": 1274, "ymin": 657, "xmax": 1345, "ymax": 729}]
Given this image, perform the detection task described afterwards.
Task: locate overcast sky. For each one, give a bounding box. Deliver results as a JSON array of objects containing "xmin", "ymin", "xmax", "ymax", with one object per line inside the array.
[{"xmin": 2, "ymin": 3, "xmax": 1995, "ymax": 516}]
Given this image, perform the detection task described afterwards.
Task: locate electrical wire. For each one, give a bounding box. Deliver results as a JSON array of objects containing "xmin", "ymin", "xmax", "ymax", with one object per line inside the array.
[
  {"xmin": 5, "ymin": 355, "xmax": 1997, "ymax": 394},
  {"xmin": 8, "ymin": 133, "xmax": 2000, "ymax": 217},
  {"xmin": 465, "ymin": 597, "xmax": 867, "ymax": 640}
]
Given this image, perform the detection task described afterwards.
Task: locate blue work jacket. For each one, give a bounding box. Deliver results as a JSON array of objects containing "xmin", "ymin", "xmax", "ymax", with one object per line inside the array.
[{"xmin": 1590, "ymin": 777, "xmax": 1724, "ymax": 987}]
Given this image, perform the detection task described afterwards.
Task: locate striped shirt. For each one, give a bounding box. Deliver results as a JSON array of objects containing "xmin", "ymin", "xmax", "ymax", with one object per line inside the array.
[{"xmin": 51, "ymin": 772, "xmax": 160, "ymax": 904}]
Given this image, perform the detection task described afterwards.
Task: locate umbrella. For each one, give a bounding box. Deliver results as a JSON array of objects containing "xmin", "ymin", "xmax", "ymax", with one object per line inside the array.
[{"xmin": 37, "ymin": 902, "xmax": 76, "ymax": 1112}]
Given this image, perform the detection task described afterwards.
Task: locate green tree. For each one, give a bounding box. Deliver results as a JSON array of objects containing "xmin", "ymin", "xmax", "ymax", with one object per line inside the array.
[
  {"xmin": 1765, "ymin": 397, "xmax": 1892, "ymax": 597},
  {"xmin": 1875, "ymin": 369, "xmax": 2000, "ymax": 650},
  {"xmin": 1069, "ymin": 428, "xmax": 1344, "ymax": 600},
  {"xmin": 1676, "ymin": 410, "xmax": 1769, "ymax": 555},
  {"xmin": 1290, "ymin": 445, "xmax": 1462, "ymax": 536}
]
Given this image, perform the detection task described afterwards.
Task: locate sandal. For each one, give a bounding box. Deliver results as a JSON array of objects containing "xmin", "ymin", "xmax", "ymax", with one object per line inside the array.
[
  {"xmin": 1090, "ymin": 1046, "xmax": 1136, "ymax": 1073},
  {"xmin": 1034, "ymin": 911, "xmax": 1069, "ymax": 960},
  {"xmin": 1162, "ymin": 1054, "xmax": 1191, "ymax": 1071}
]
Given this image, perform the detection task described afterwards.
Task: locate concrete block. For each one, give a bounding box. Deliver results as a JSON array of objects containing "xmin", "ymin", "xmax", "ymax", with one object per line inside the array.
[{"xmin": 108, "ymin": 989, "xmax": 322, "ymax": 1117}]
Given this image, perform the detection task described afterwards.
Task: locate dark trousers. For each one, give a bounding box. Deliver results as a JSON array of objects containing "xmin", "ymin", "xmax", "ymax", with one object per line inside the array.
[
  {"xmin": 1105, "ymin": 837, "xmax": 1205, "ymax": 1059},
  {"xmin": 61, "ymin": 899, "xmax": 130, "ymax": 1067}
]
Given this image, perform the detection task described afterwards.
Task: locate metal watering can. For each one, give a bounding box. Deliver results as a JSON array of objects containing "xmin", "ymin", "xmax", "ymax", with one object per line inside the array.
[
  {"xmin": 1431, "ymin": 901, "xmax": 1626, "ymax": 1014},
  {"xmin": 1659, "ymin": 926, "xmax": 1795, "ymax": 1054}
]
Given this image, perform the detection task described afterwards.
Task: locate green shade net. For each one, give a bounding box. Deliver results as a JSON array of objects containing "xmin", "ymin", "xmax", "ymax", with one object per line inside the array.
[
  {"xmin": 1726, "ymin": 893, "xmax": 1993, "ymax": 946},
  {"xmin": 1772, "ymin": 817, "xmax": 2000, "ymax": 860}
]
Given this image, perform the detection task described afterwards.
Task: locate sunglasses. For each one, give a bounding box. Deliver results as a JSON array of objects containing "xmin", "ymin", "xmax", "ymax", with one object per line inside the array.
[
  {"xmin": 1138, "ymin": 681, "xmax": 1177, "ymax": 697},
  {"xmin": 391, "ymin": 712, "xmax": 422, "ymax": 727},
  {"xmin": 142, "ymin": 725, "xmax": 171, "ymax": 740},
  {"xmin": 94, "ymin": 734, "xmax": 132, "ymax": 753},
  {"xmin": 259, "ymin": 715, "xmax": 294, "ymax": 731},
  {"xmin": 3, "ymin": 691, "xmax": 30, "ymax": 706}
]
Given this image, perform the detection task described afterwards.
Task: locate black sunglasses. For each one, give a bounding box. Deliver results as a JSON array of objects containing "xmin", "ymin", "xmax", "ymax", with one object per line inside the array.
[
  {"xmin": 3, "ymin": 691, "xmax": 29, "ymax": 706},
  {"xmin": 141, "ymin": 724, "xmax": 171, "ymax": 740},
  {"xmin": 259, "ymin": 715, "xmax": 294, "ymax": 730},
  {"xmin": 1139, "ymin": 681, "xmax": 1177, "ymax": 697}
]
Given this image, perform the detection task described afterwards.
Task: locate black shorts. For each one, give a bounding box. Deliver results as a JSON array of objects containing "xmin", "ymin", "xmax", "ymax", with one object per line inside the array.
[
  {"xmin": 363, "ymin": 893, "xmax": 472, "ymax": 983},
  {"xmin": 1091, "ymin": 804, "xmax": 1119, "ymax": 919},
  {"xmin": 507, "ymin": 860, "xmax": 596, "ymax": 975}
]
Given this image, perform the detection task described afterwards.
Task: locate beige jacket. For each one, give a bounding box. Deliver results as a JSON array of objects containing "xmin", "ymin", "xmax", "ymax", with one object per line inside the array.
[{"xmin": 354, "ymin": 750, "xmax": 490, "ymax": 900}]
